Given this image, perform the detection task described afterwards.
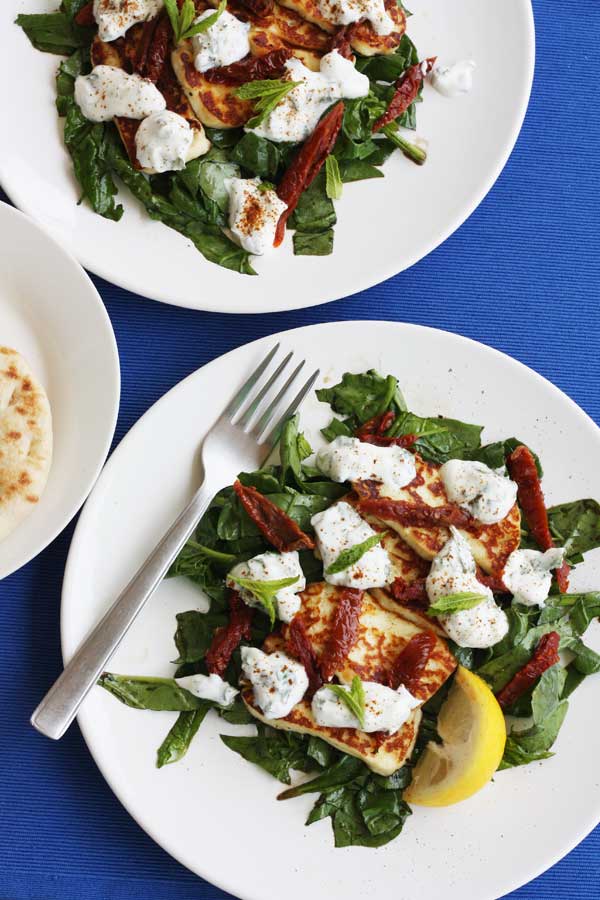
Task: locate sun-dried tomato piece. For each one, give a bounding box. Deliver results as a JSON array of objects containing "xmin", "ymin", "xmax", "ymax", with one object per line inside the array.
[
  {"xmin": 74, "ymin": 1, "xmax": 95, "ymax": 26},
  {"xmin": 286, "ymin": 615, "xmax": 323, "ymax": 698},
  {"xmin": 320, "ymin": 588, "xmax": 364, "ymax": 682},
  {"xmin": 389, "ymin": 578, "xmax": 428, "ymax": 606},
  {"xmin": 274, "ymin": 101, "xmax": 344, "ymax": 246},
  {"xmin": 137, "ymin": 13, "xmax": 171, "ymax": 82},
  {"xmin": 233, "ymin": 480, "xmax": 315, "ymax": 552},
  {"xmin": 354, "ymin": 412, "xmax": 418, "ymax": 449},
  {"xmin": 507, "ymin": 445, "xmax": 570, "ymax": 592},
  {"xmin": 356, "ymin": 496, "xmax": 472, "ymax": 529},
  {"xmin": 204, "ymin": 48, "xmax": 293, "ymax": 85},
  {"xmin": 329, "ymin": 24, "xmax": 356, "ymax": 59},
  {"xmin": 495, "ymin": 631, "xmax": 560, "ymax": 710},
  {"xmin": 476, "ymin": 567, "xmax": 508, "ymax": 593},
  {"xmin": 372, "ymin": 57, "xmax": 436, "ymax": 133},
  {"xmin": 205, "ymin": 590, "xmax": 254, "ymax": 676},
  {"xmin": 240, "ymin": 0, "xmax": 274, "ymax": 16},
  {"xmin": 387, "ymin": 631, "xmax": 438, "ymax": 693}
]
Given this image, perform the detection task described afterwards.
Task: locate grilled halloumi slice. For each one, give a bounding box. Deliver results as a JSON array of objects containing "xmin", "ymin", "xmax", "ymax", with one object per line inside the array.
[
  {"xmin": 276, "ymin": 0, "xmax": 406, "ymax": 56},
  {"xmin": 91, "ymin": 27, "xmax": 210, "ymax": 170},
  {"xmin": 171, "ymin": 1, "xmax": 329, "ymax": 128},
  {"xmin": 354, "ymin": 455, "xmax": 521, "ymax": 574},
  {"xmin": 242, "ymin": 585, "xmax": 456, "ymax": 775}
]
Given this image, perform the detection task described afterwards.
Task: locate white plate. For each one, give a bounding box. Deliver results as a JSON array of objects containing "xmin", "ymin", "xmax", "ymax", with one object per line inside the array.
[
  {"xmin": 1, "ymin": 1, "xmax": 534, "ymax": 313},
  {"xmin": 62, "ymin": 321, "xmax": 600, "ymax": 900},
  {"xmin": 0, "ymin": 202, "xmax": 119, "ymax": 579}
]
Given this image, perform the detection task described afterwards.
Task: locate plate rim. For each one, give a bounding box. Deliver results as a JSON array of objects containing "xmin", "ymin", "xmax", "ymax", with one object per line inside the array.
[
  {"xmin": 61, "ymin": 319, "xmax": 600, "ymax": 900},
  {"xmin": 0, "ymin": 200, "xmax": 120, "ymax": 579},
  {"xmin": 0, "ymin": 1, "xmax": 535, "ymax": 313}
]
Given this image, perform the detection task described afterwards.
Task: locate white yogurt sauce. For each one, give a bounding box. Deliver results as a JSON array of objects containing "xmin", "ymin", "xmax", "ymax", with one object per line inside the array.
[
  {"xmin": 312, "ymin": 681, "xmax": 419, "ymax": 733},
  {"xmin": 430, "ymin": 59, "xmax": 476, "ymax": 98},
  {"xmin": 426, "ymin": 526, "xmax": 508, "ymax": 648},
  {"xmin": 225, "ymin": 178, "xmax": 288, "ymax": 255},
  {"xmin": 316, "ymin": 435, "xmax": 416, "ymax": 491},
  {"xmin": 175, "ymin": 672, "xmax": 239, "ymax": 706},
  {"xmin": 74, "ymin": 65, "xmax": 166, "ymax": 122},
  {"xmin": 135, "ymin": 110, "xmax": 193, "ymax": 173},
  {"xmin": 311, "ymin": 501, "xmax": 392, "ymax": 590},
  {"xmin": 315, "ymin": 0, "xmax": 395, "ymax": 36},
  {"xmin": 227, "ymin": 550, "xmax": 306, "ymax": 623},
  {"xmin": 440, "ymin": 459, "xmax": 517, "ymax": 525},
  {"xmin": 502, "ymin": 548, "xmax": 566, "ymax": 607},
  {"xmin": 192, "ymin": 9, "xmax": 251, "ymax": 74},
  {"xmin": 241, "ymin": 647, "xmax": 308, "ymax": 719},
  {"xmin": 251, "ymin": 51, "xmax": 369, "ymax": 144},
  {"xmin": 93, "ymin": 0, "xmax": 164, "ymax": 42}
]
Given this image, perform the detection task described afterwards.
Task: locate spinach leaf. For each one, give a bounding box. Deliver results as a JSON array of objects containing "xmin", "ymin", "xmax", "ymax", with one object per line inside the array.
[
  {"xmin": 279, "ymin": 414, "xmax": 312, "ymax": 488},
  {"xmin": 205, "ymin": 126, "xmax": 244, "ymax": 149},
  {"xmin": 197, "ymin": 151, "xmax": 240, "ymax": 212},
  {"xmin": 218, "ymin": 697, "xmax": 254, "ymax": 724},
  {"xmin": 156, "ymin": 708, "xmax": 209, "ymax": 767},
  {"xmin": 305, "ymin": 769, "xmax": 412, "ymax": 848},
  {"xmin": 355, "ymin": 34, "xmax": 418, "ymax": 82},
  {"xmin": 278, "ymin": 754, "xmax": 365, "ymax": 798},
  {"xmin": 316, "ymin": 369, "xmax": 406, "ymax": 432},
  {"xmin": 231, "ymin": 132, "xmax": 284, "ymax": 179},
  {"xmin": 104, "ymin": 132, "xmax": 256, "ymax": 274},
  {"xmin": 477, "ymin": 645, "xmax": 531, "ymax": 693},
  {"xmin": 293, "ymin": 230, "xmax": 334, "ymax": 256},
  {"xmin": 306, "ymin": 736, "xmax": 339, "ymax": 769},
  {"xmin": 173, "ymin": 609, "xmax": 228, "ymax": 664},
  {"xmin": 98, "ymin": 673, "xmax": 208, "ymax": 711},
  {"xmin": 16, "ymin": 11, "xmax": 93, "ymax": 54},
  {"xmin": 338, "ymin": 160, "xmax": 384, "ymax": 182},
  {"xmin": 321, "ymin": 417, "xmax": 354, "ymax": 443},
  {"xmin": 547, "ymin": 499, "xmax": 600, "ymax": 561},
  {"xmin": 386, "ymin": 410, "xmax": 483, "ymax": 465},
  {"xmin": 342, "ymin": 93, "xmax": 387, "ymax": 143},
  {"xmin": 168, "ymin": 541, "xmax": 234, "ymax": 605},
  {"xmin": 221, "ymin": 725, "xmax": 317, "ymax": 784},
  {"xmin": 289, "ymin": 172, "xmax": 336, "ymax": 233},
  {"xmin": 467, "ymin": 438, "xmax": 543, "ymax": 477},
  {"xmin": 499, "ymin": 665, "xmax": 569, "ymax": 769}
]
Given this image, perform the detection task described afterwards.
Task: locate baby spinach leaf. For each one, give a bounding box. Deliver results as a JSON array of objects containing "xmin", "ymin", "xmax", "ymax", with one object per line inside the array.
[
  {"xmin": 321, "ymin": 417, "xmax": 354, "ymax": 443},
  {"xmin": 16, "ymin": 11, "xmax": 93, "ymax": 54},
  {"xmin": 279, "ymin": 414, "xmax": 312, "ymax": 489},
  {"xmin": 326, "ymin": 533, "xmax": 386, "ymax": 576},
  {"xmin": 293, "ymin": 229, "xmax": 334, "ymax": 256},
  {"xmin": 547, "ymin": 499, "xmax": 600, "ymax": 561},
  {"xmin": 278, "ymin": 754, "xmax": 365, "ymax": 799},
  {"xmin": 306, "ymin": 736, "xmax": 339, "ymax": 769},
  {"xmin": 197, "ymin": 152, "xmax": 240, "ymax": 212},
  {"xmin": 156, "ymin": 708, "xmax": 209, "ymax": 768},
  {"xmin": 98, "ymin": 673, "xmax": 208, "ymax": 711},
  {"xmin": 230, "ymin": 132, "xmax": 283, "ymax": 178},
  {"xmin": 338, "ymin": 160, "xmax": 384, "ymax": 182},
  {"xmin": 218, "ymin": 697, "xmax": 254, "ymax": 724},
  {"xmin": 289, "ymin": 172, "xmax": 336, "ymax": 233},
  {"xmin": 342, "ymin": 93, "xmax": 387, "ymax": 143},
  {"xmin": 498, "ymin": 739, "xmax": 554, "ymax": 770},
  {"xmin": 477, "ymin": 645, "xmax": 532, "ymax": 693},
  {"xmin": 221, "ymin": 725, "xmax": 317, "ymax": 784},
  {"xmin": 316, "ymin": 369, "xmax": 406, "ymax": 431},
  {"xmin": 385, "ymin": 410, "xmax": 483, "ymax": 465},
  {"xmin": 466, "ymin": 438, "xmax": 543, "ymax": 476},
  {"xmin": 173, "ymin": 609, "xmax": 228, "ymax": 664}
]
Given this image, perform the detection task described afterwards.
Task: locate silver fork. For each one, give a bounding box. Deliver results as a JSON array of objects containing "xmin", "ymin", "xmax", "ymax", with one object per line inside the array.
[{"xmin": 31, "ymin": 346, "xmax": 320, "ymax": 741}]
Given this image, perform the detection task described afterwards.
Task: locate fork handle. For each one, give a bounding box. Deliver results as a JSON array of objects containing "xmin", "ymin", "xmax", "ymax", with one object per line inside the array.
[{"xmin": 30, "ymin": 480, "xmax": 216, "ymax": 741}]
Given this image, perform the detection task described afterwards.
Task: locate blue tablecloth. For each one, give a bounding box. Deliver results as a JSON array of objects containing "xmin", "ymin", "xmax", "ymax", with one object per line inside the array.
[{"xmin": 2, "ymin": 3, "xmax": 600, "ymax": 898}]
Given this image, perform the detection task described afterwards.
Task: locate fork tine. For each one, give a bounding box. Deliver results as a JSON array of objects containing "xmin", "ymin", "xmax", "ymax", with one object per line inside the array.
[
  {"xmin": 225, "ymin": 344, "xmax": 280, "ymax": 419},
  {"xmin": 235, "ymin": 351, "xmax": 294, "ymax": 430},
  {"xmin": 251, "ymin": 360, "xmax": 305, "ymax": 440},
  {"xmin": 259, "ymin": 367, "xmax": 321, "ymax": 447}
]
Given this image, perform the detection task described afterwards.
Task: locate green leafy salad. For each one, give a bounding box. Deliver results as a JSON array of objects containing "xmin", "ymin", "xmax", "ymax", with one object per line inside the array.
[
  {"xmin": 16, "ymin": 0, "xmax": 428, "ymax": 274},
  {"xmin": 96, "ymin": 369, "xmax": 600, "ymax": 848}
]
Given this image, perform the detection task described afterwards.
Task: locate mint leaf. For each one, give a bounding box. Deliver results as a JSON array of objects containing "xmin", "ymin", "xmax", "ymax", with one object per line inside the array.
[
  {"xmin": 326, "ymin": 676, "xmax": 366, "ymax": 728},
  {"xmin": 229, "ymin": 574, "xmax": 299, "ymax": 626},
  {"xmin": 325, "ymin": 154, "xmax": 343, "ymax": 200},
  {"xmin": 325, "ymin": 532, "xmax": 386, "ymax": 576},
  {"xmin": 427, "ymin": 592, "xmax": 487, "ymax": 617},
  {"xmin": 235, "ymin": 79, "xmax": 300, "ymax": 129}
]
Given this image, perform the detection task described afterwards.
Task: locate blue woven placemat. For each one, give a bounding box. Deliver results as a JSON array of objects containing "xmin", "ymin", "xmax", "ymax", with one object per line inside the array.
[{"xmin": 2, "ymin": 2, "xmax": 600, "ymax": 897}]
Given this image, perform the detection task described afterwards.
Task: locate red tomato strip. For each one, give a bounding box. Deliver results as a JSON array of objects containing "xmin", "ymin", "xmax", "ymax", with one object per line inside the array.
[
  {"xmin": 204, "ymin": 48, "xmax": 293, "ymax": 85},
  {"xmin": 274, "ymin": 101, "xmax": 344, "ymax": 246},
  {"xmin": 390, "ymin": 578, "xmax": 428, "ymax": 607},
  {"xmin": 138, "ymin": 13, "xmax": 171, "ymax": 83},
  {"xmin": 286, "ymin": 615, "xmax": 323, "ymax": 698},
  {"xmin": 507, "ymin": 445, "xmax": 570, "ymax": 592},
  {"xmin": 74, "ymin": 1, "xmax": 95, "ymax": 25},
  {"xmin": 320, "ymin": 589, "xmax": 364, "ymax": 682},
  {"xmin": 387, "ymin": 632, "xmax": 439, "ymax": 693},
  {"xmin": 356, "ymin": 496, "xmax": 472, "ymax": 529},
  {"xmin": 240, "ymin": 0, "xmax": 274, "ymax": 16},
  {"xmin": 233, "ymin": 480, "xmax": 315, "ymax": 552},
  {"xmin": 205, "ymin": 590, "xmax": 254, "ymax": 676},
  {"xmin": 355, "ymin": 412, "xmax": 418, "ymax": 449},
  {"xmin": 328, "ymin": 24, "xmax": 356, "ymax": 59},
  {"xmin": 372, "ymin": 58, "xmax": 436, "ymax": 134},
  {"xmin": 495, "ymin": 631, "xmax": 560, "ymax": 710},
  {"xmin": 476, "ymin": 567, "xmax": 508, "ymax": 593}
]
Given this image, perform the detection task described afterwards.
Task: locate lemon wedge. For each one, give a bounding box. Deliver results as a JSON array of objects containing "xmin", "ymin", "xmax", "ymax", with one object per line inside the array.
[{"xmin": 405, "ymin": 666, "xmax": 506, "ymax": 807}]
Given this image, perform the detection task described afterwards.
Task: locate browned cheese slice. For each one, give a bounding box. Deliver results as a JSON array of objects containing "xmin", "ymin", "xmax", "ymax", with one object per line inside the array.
[
  {"xmin": 354, "ymin": 454, "xmax": 521, "ymax": 574},
  {"xmin": 242, "ymin": 584, "xmax": 456, "ymax": 775}
]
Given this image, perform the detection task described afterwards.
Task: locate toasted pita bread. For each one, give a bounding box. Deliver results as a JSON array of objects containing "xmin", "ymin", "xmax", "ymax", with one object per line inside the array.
[{"xmin": 0, "ymin": 347, "xmax": 52, "ymax": 542}]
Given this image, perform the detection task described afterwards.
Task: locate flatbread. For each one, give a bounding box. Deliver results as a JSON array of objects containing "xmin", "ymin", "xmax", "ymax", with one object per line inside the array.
[{"xmin": 0, "ymin": 347, "xmax": 52, "ymax": 542}]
